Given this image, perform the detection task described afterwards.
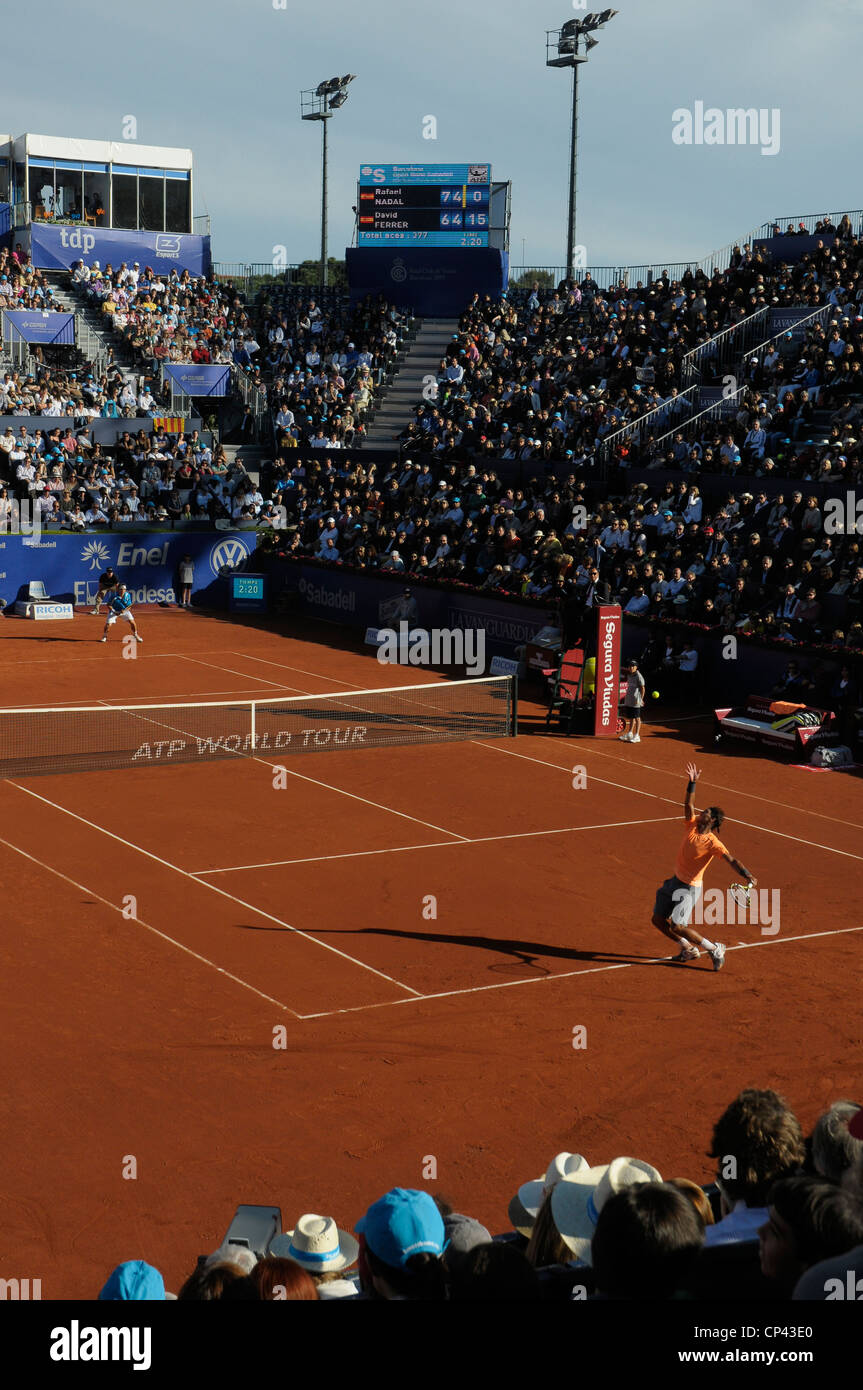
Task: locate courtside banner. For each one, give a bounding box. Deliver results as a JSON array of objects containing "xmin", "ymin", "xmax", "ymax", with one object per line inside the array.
[
  {"xmin": 0, "ymin": 530, "xmax": 254, "ymax": 609},
  {"xmin": 593, "ymin": 604, "xmax": 622, "ymax": 738}
]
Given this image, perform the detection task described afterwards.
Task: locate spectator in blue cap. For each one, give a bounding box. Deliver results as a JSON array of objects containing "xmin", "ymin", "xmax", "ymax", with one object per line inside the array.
[
  {"xmin": 356, "ymin": 1188, "xmax": 447, "ymax": 1300},
  {"xmin": 98, "ymin": 1260, "xmax": 168, "ymax": 1300}
]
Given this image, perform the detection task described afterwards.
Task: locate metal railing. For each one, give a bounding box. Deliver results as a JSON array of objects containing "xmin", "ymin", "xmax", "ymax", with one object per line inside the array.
[
  {"xmin": 756, "ymin": 208, "xmax": 863, "ymax": 238},
  {"xmin": 624, "ymin": 303, "xmax": 838, "ymax": 464},
  {"xmin": 680, "ymin": 305, "xmax": 772, "ymax": 387},
  {"xmin": 211, "ymin": 261, "xmax": 301, "ymax": 294},
  {"xmin": 159, "ymin": 365, "xmax": 195, "ymax": 418},
  {"xmin": 738, "ymin": 303, "xmax": 835, "ymax": 374},
  {"xmin": 76, "ymin": 318, "xmax": 110, "ymax": 381},
  {"xmin": 646, "ymin": 385, "xmax": 749, "ymax": 460},
  {"xmin": 231, "ymin": 363, "xmax": 267, "ymax": 423},
  {"xmin": 193, "ymin": 214, "xmax": 211, "ymax": 236},
  {"xmin": 596, "ymin": 386, "xmax": 700, "ymax": 467}
]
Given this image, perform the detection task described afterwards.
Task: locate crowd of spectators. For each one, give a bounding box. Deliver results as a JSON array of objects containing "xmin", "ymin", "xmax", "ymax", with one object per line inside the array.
[
  {"xmin": 255, "ymin": 290, "xmax": 412, "ymax": 448},
  {"xmin": 256, "ymin": 451, "xmax": 863, "ymax": 660},
  {"xmin": 0, "ymin": 424, "xmax": 262, "ymax": 529},
  {"xmin": 94, "ymin": 1090, "xmax": 863, "ymax": 1302},
  {"xmin": 69, "ymin": 257, "xmax": 252, "ymax": 391},
  {"xmin": 393, "ymin": 222, "xmax": 863, "ymax": 472}
]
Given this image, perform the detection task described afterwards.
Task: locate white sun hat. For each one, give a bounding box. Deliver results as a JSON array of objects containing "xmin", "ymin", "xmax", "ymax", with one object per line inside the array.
[
  {"xmin": 551, "ymin": 1156, "xmax": 663, "ymax": 1262},
  {"xmin": 269, "ymin": 1214, "xmax": 359, "ymax": 1272}
]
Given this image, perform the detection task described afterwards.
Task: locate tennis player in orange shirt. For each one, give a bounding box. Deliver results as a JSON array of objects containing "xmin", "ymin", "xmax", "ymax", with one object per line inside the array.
[{"xmin": 651, "ymin": 762, "xmax": 757, "ymax": 970}]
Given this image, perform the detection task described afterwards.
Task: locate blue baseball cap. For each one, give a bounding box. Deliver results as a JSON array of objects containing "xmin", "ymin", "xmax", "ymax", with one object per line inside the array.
[
  {"xmin": 356, "ymin": 1188, "xmax": 446, "ymax": 1268},
  {"xmin": 99, "ymin": 1260, "xmax": 166, "ymax": 1300}
]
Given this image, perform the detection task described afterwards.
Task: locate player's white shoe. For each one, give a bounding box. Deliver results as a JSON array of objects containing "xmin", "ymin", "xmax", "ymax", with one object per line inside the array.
[
  {"xmin": 99, "ymin": 636, "xmax": 107, "ymax": 643},
  {"xmin": 630, "ymin": 734, "xmax": 641, "ymax": 743},
  {"xmin": 619, "ymin": 732, "xmax": 632, "ymax": 741},
  {"xmin": 708, "ymin": 943, "xmax": 726, "ymax": 971},
  {"xmin": 671, "ymin": 943, "xmax": 699, "ymax": 964},
  {"xmin": 135, "ymin": 634, "xmax": 143, "ymax": 643}
]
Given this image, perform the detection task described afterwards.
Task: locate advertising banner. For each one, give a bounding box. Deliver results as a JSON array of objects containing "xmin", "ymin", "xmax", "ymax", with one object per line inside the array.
[
  {"xmin": 769, "ymin": 308, "xmax": 819, "ymax": 341},
  {"xmin": 346, "ymin": 246, "xmax": 506, "ymax": 317},
  {"xmin": 4, "ymin": 310, "xmax": 75, "ymax": 345},
  {"xmin": 0, "ymin": 529, "xmax": 254, "ymax": 609},
  {"xmin": 273, "ymin": 561, "xmax": 553, "ymax": 662},
  {"xmin": 163, "ymin": 364, "xmax": 230, "ymax": 397},
  {"xmin": 26, "ymin": 225, "xmax": 211, "ymax": 277},
  {"xmin": 593, "ymin": 604, "xmax": 622, "ymax": 738}
]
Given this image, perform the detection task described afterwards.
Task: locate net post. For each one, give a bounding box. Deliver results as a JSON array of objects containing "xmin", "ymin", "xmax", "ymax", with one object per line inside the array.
[
  {"xmin": 510, "ymin": 674, "xmax": 518, "ymax": 737},
  {"xmin": 251, "ymin": 701, "xmax": 256, "ymax": 752}
]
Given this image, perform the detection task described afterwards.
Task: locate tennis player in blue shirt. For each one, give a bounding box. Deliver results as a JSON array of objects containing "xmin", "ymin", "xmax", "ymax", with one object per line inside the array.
[{"xmin": 99, "ymin": 583, "xmax": 143, "ymax": 644}]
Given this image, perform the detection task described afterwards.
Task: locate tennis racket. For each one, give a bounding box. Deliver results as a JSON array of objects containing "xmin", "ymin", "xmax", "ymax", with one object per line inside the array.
[{"xmin": 729, "ymin": 882, "xmax": 753, "ymax": 911}]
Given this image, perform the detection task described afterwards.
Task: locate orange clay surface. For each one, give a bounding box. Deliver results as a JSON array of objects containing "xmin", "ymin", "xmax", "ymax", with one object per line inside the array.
[{"xmin": 1, "ymin": 607, "xmax": 860, "ymax": 1297}]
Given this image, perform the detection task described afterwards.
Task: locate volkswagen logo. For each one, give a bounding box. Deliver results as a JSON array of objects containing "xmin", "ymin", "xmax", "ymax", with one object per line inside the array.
[{"xmin": 209, "ymin": 536, "xmax": 252, "ymax": 578}]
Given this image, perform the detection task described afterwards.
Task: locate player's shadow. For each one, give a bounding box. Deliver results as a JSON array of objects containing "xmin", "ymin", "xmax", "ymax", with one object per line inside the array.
[{"xmin": 297, "ymin": 925, "xmax": 659, "ymax": 969}]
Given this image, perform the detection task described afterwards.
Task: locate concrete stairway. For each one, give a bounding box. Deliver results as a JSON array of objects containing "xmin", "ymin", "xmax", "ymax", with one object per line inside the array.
[
  {"xmin": 362, "ymin": 317, "xmax": 458, "ymax": 450},
  {"xmin": 47, "ymin": 273, "xmax": 139, "ymax": 377}
]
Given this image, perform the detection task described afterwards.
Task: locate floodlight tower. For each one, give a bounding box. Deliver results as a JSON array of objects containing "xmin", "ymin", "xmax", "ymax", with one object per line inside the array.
[
  {"xmin": 546, "ymin": 10, "xmax": 618, "ymax": 281},
  {"xmin": 300, "ymin": 74, "xmax": 356, "ymax": 288}
]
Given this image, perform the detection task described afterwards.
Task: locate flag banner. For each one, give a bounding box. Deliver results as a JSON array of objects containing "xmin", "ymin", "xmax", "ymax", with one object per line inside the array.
[{"xmin": 163, "ymin": 365, "xmax": 230, "ymax": 397}]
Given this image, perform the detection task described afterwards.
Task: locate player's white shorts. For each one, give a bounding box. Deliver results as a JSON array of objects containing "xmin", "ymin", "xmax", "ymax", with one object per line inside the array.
[{"xmin": 106, "ymin": 610, "xmax": 135, "ymax": 626}]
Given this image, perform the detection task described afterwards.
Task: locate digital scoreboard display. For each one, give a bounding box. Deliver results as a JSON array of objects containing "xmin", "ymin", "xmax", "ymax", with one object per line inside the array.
[
  {"xmin": 357, "ymin": 163, "xmax": 491, "ymax": 247},
  {"xmin": 229, "ymin": 573, "xmax": 267, "ymax": 612}
]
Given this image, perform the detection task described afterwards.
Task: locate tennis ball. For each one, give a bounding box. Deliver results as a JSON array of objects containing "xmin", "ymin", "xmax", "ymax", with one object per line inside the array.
[{"xmin": 651, "ymin": 690, "xmax": 660, "ymax": 700}]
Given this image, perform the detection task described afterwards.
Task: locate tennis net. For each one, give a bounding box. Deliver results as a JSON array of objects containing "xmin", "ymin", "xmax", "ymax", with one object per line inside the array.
[{"xmin": 0, "ymin": 675, "xmax": 517, "ymax": 777}]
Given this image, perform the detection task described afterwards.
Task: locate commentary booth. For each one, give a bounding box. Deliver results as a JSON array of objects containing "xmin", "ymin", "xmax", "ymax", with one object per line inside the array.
[{"xmin": 0, "ymin": 132, "xmax": 210, "ymax": 277}]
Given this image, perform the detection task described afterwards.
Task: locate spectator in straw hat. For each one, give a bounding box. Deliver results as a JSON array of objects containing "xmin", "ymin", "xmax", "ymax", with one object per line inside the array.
[
  {"xmin": 549, "ymin": 1156, "xmax": 664, "ymax": 1265},
  {"xmin": 514, "ymin": 1152, "xmax": 591, "ymax": 1261},
  {"xmin": 269, "ymin": 1214, "xmax": 360, "ymax": 1299}
]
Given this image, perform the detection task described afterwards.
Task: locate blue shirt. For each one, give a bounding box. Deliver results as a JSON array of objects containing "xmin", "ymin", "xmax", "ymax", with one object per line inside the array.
[{"xmin": 108, "ymin": 590, "xmax": 133, "ymax": 614}]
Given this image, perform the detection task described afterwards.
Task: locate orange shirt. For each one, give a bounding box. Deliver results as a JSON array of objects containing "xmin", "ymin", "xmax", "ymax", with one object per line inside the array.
[{"xmin": 676, "ymin": 812, "xmax": 729, "ymax": 885}]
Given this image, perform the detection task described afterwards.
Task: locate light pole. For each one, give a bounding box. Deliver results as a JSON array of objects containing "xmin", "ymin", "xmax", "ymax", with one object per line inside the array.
[
  {"xmin": 546, "ymin": 10, "xmax": 618, "ymax": 282},
  {"xmin": 300, "ymin": 74, "xmax": 356, "ymax": 289}
]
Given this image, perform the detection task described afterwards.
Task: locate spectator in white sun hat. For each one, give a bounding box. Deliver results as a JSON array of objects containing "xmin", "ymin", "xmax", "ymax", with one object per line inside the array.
[
  {"xmin": 550, "ymin": 1155, "xmax": 663, "ymax": 1265},
  {"xmin": 513, "ymin": 1151, "xmax": 592, "ymax": 1239},
  {"xmin": 270, "ymin": 1213, "xmax": 360, "ymax": 1299}
]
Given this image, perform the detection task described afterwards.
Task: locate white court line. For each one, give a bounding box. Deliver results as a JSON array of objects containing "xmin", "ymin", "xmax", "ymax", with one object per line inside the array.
[
  {"xmin": 233, "ymin": 653, "xmax": 364, "ymax": 688},
  {"xmin": 297, "ymin": 924, "xmax": 863, "ymax": 1019},
  {"xmin": 179, "ymin": 654, "xmax": 302, "ymax": 690},
  {"xmin": 0, "ymin": 833, "xmax": 302, "ymax": 1018},
  {"xmin": 473, "ymin": 741, "xmax": 863, "ymax": 863},
  {"xmin": 191, "ymin": 816, "xmax": 679, "ymax": 875},
  {"xmin": 248, "ymin": 760, "xmax": 470, "ymax": 843},
  {"xmin": 533, "ymin": 732, "xmax": 863, "ymax": 832},
  {"xmin": 6, "ymin": 782, "xmax": 423, "ymax": 1000}
]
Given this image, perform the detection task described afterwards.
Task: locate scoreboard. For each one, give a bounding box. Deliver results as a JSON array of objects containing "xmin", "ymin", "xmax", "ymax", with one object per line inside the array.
[{"xmin": 357, "ymin": 163, "xmax": 492, "ymax": 248}]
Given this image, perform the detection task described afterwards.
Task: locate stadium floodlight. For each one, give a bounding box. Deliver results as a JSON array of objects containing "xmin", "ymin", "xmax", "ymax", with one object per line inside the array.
[
  {"xmin": 546, "ymin": 10, "xmax": 619, "ymax": 280},
  {"xmin": 579, "ymin": 8, "xmax": 619, "ymax": 30},
  {"xmin": 301, "ymin": 76, "xmax": 357, "ymax": 289}
]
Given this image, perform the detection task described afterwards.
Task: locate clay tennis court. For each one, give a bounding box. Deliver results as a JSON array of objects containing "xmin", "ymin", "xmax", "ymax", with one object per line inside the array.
[{"xmin": 2, "ymin": 609, "xmax": 861, "ymax": 1298}]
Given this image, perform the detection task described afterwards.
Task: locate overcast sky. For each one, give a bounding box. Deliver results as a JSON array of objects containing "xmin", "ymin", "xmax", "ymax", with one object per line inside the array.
[{"xmin": 8, "ymin": 0, "xmax": 863, "ymax": 271}]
